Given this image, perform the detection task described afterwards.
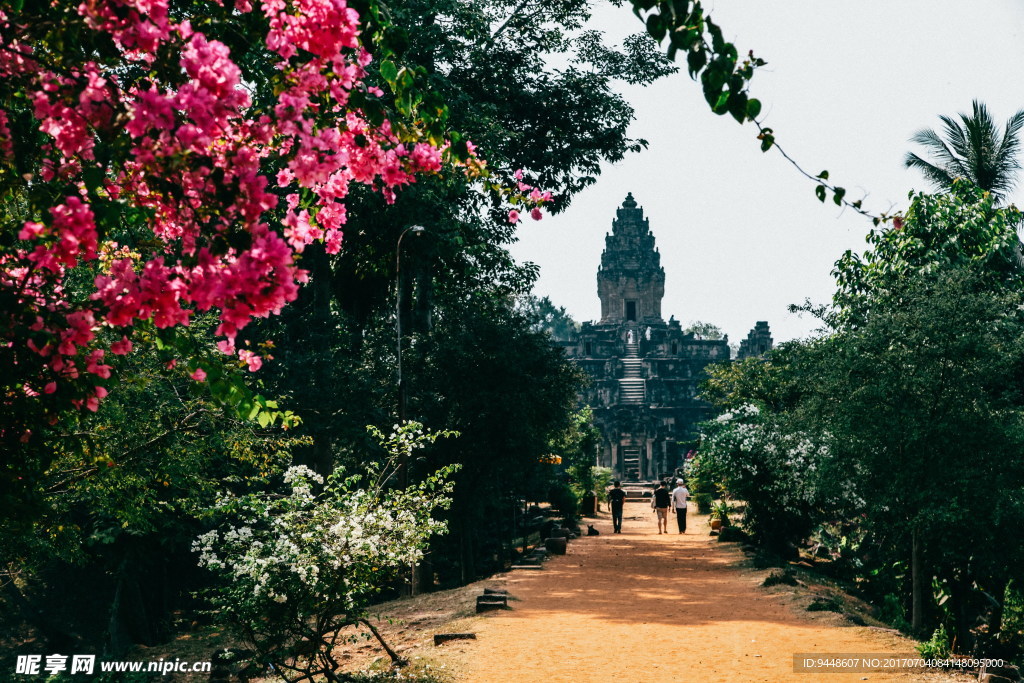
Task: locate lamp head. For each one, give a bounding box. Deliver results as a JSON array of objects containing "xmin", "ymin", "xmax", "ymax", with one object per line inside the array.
[{"xmin": 410, "ymin": 225, "xmax": 426, "ymax": 236}]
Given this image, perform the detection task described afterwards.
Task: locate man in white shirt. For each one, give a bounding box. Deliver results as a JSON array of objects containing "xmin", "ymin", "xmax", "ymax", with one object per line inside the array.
[{"xmin": 671, "ymin": 480, "xmax": 689, "ymax": 534}]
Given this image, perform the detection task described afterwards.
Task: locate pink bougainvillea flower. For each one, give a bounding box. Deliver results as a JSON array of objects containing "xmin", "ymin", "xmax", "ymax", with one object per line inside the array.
[
  {"xmin": 0, "ymin": 0, "xmax": 515, "ymax": 428},
  {"xmin": 238, "ymin": 349, "xmax": 262, "ymax": 372},
  {"xmin": 110, "ymin": 336, "xmax": 133, "ymax": 355}
]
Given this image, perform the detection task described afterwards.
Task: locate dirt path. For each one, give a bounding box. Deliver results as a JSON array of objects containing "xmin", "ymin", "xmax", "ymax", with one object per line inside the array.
[{"xmin": 433, "ymin": 506, "xmax": 966, "ymax": 683}]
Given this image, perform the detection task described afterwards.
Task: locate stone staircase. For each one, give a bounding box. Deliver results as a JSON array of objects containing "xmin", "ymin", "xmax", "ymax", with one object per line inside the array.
[
  {"xmin": 619, "ymin": 339, "xmax": 645, "ymax": 405},
  {"xmin": 621, "ymin": 447, "xmax": 641, "ymax": 480}
]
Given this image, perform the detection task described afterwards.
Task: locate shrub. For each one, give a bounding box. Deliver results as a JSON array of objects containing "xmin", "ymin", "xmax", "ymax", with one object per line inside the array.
[
  {"xmin": 807, "ymin": 596, "xmax": 843, "ymax": 613},
  {"xmin": 693, "ymin": 492, "xmax": 713, "ymax": 514},
  {"xmin": 195, "ymin": 422, "xmax": 458, "ymax": 682},
  {"xmin": 763, "ymin": 569, "xmax": 798, "ymax": 587},
  {"xmin": 917, "ymin": 625, "xmax": 951, "ymax": 660}
]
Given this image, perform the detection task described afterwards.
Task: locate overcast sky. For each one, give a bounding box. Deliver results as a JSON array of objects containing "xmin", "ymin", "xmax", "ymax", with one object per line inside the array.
[{"xmin": 508, "ymin": 0, "xmax": 1024, "ymax": 344}]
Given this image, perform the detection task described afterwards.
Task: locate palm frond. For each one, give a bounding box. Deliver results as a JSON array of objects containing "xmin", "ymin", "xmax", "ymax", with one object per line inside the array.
[
  {"xmin": 906, "ymin": 100, "xmax": 1023, "ymax": 203},
  {"xmin": 939, "ymin": 114, "xmax": 971, "ymax": 161},
  {"xmin": 990, "ymin": 109, "xmax": 1024, "ymax": 198},
  {"xmin": 904, "ymin": 151, "xmax": 957, "ymax": 191}
]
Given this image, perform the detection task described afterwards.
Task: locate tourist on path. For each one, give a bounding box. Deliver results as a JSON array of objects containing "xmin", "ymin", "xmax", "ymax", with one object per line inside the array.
[
  {"xmin": 651, "ymin": 481, "xmax": 670, "ymax": 534},
  {"xmin": 607, "ymin": 480, "xmax": 626, "ymax": 533},
  {"xmin": 671, "ymin": 479, "xmax": 689, "ymax": 534}
]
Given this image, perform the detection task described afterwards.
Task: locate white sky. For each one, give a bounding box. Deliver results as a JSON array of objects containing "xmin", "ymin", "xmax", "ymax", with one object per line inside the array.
[{"xmin": 508, "ymin": 0, "xmax": 1024, "ymax": 344}]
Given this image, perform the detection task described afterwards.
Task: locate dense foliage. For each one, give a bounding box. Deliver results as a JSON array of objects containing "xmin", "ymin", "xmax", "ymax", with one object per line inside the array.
[
  {"xmin": 0, "ymin": 0, "xmax": 626, "ymax": 664},
  {"xmin": 696, "ymin": 183, "xmax": 1024, "ymax": 659}
]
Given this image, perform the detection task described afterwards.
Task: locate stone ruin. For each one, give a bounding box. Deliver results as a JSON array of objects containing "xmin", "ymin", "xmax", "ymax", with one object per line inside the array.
[{"xmin": 557, "ymin": 193, "xmax": 773, "ymax": 481}]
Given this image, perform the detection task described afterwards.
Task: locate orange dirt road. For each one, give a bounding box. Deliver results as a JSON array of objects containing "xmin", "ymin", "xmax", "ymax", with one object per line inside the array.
[{"xmin": 439, "ymin": 506, "xmax": 964, "ymax": 683}]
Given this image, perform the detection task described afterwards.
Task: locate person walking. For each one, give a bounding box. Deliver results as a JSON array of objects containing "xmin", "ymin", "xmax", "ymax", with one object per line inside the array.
[
  {"xmin": 607, "ymin": 480, "xmax": 626, "ymax": 533},
  {"xmin": 651, "ymin": 481, "xmax": 670, "ymax": 534},
  {"xmin": 671, "ymin": 479, "xmax": 689, "ymax": 534}
]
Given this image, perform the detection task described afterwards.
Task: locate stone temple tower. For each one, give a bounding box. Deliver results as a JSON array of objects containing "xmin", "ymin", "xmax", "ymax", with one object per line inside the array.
[
  {"xmin": 598, "ymin": 192, "xmax": 666, "ymax": 323},
  {"xmin": 557, "ymin": 193, "xmax": 773, "ymax": 481}
]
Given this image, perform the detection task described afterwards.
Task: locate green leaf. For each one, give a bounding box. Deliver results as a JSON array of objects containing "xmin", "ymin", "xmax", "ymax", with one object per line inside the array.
[
  {"xmin": 727, "ymin": 92, "xmax": 748, "ymax": 123},
  {"xmin": 746, "ymin": 98, "xmax": 761, "ymax": 120},
  {"xmin": 815, "ymin": 185, "xmax": 827, "ymax": 202},
  {"xmin": 379, "ymin": 59, "xmax": 397, "ymax": 83},
  {"xmin": 833, "ymin": 187, "xmax": 847, "ymax": 206},
  {"xmin": 817, "ymin": 170, "xmax": 829, "ymax": 180},
  {"xmin": 704, "ymin": 64, "xmax": 726, "ymax": 91},
  {"xmin": 646, "ymin": 14, "xmax": 666, "ymax": 42},
  {"xmin": 687, "ymin": 48, "xmax": 707, "ymax": 77},
  {"xmin": 83, "ymin": 166, "xmax": 105, "ymax": 193}
]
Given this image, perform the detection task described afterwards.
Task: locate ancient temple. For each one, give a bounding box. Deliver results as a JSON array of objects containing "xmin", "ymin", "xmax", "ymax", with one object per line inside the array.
[
  {"xmin": 737, "ymin": 321, "xmax": 774, "ymax": 359},
  {"xmin": 560, "ymin": 193, "xmax": 772, "ymax": 481}
]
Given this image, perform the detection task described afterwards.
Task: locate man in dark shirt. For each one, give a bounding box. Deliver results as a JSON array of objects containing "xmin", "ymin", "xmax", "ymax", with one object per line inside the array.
[
  {"xmin": 652, "ymin": 481, "xmax": 671, "ymax": 534},
  {"xmin": 607, "ymin": 480, "xmax": 627, "ymax": 533}
]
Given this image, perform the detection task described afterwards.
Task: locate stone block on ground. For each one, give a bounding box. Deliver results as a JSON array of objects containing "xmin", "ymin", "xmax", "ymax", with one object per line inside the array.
[
  {"xmin": 477, "ymin": 595, "xmax": 507, "ymax": 606},
  {"xmin": 475, "ymin": 598, "xmax": 507, "ymax": 614},
  {"xmin": 545, "ymin": 537, "xmax": 567, "ymax": 555},
  {"xmin": 510, "ymin": 564, "xmax": 543, "ymax": 571},
  {"xmin": 434, "ymin": 633, "xmax": 476, "ymax": 646}
]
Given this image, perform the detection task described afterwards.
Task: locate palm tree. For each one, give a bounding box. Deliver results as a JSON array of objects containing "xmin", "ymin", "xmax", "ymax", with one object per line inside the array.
[{"xmin": 904, "ymin": 100, "xmax": 1024, "ymax": 203}]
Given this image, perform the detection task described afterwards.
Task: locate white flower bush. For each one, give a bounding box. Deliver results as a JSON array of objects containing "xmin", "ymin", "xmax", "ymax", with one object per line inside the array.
[
  {"xmin": 194, "ymin": 421, "xmax": 458, "ymax": 682},
  {"xmin": 696, "ymin": 404, "xmax": 858, "ymax": 552}
]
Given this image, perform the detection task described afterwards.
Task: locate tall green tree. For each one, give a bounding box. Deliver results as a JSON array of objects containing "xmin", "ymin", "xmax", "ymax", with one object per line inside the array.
[
  {"xmin": 684, "ymin": 321, "xmax": 725, "ymax": 340},
  {"xmin": 413, "ymin": 292, "xmax": 584, "ymax": 585},
  {"xmin": 904, "ymin": 100, "xmax": 1024, "ymax": 203},
  {"xmin": 815, "ymin": 269, "xmax": 1024, "ymax": 639},
  {"xmin": 1, "ymin": 327, "xmax": 303, "ymax": 654},
  {"xmin": 832, "ymin": 180, "xmax": 1023, "ymax": 323},
  {"xmin": 521, "ymin": 295, "xmax": 580, "ymax": 341}
]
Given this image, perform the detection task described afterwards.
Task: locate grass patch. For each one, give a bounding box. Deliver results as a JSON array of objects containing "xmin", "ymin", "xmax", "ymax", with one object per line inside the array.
[
  {"xmin": 762, "ymin": 569, "xmax": 798, "ymax": 587},
  {"xmin": 806, "ymin": 596, "xmax": 843, "ymax": 613}
]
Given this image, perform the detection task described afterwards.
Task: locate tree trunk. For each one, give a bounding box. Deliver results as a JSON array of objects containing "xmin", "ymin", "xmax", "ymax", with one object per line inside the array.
[
  {"xmin": 307, "ymin": 242, "xmax": 335, "ymax": 477},
  {"xmin": 106, "ymin": 558, "xmax": 129, "ymax": 656},
  {"xmin": 911, "ymin": 530, "xmax": 926, "ymax": 636},
  {"xmin": 949, "ymin": 572, "xmax": 969, "ymax": 653},
  {"xmin": 987, "ymin": 577, "xmax": 1009, "ymax": 642},
  {"xmin": 359, "ymin": 618, "xmax": 407, "ymax": 667}
]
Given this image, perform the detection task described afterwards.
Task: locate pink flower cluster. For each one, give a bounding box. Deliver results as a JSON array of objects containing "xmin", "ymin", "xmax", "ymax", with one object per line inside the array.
[
  {"xmin": 507, "ymin": 169, "xmax": 552, "ymax": 224},
  {"xmin": 1, "ymin": 0, "xmax": 470, "ymax": 427}
]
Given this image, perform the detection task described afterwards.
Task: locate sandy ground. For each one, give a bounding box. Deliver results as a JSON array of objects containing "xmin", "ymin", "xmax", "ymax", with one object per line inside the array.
[{"xmin": 430, "ymin": 505, "xmax": 969, "ymax": 683}]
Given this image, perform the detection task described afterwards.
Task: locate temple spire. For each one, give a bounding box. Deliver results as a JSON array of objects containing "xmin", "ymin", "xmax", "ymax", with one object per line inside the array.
[{"xmin": 597, "ymin": 193, "xmax": 665, "ymax": 323}]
